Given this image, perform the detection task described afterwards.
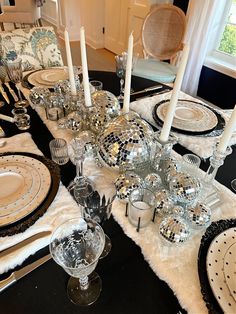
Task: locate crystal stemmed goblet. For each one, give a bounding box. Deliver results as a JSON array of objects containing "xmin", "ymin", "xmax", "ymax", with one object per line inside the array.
[
  {"xmin": 3, "ymin": 58, "xmax": 28, "ymax": 107},
  {"xmin": 67, "ymin": 137, "xmax": 94, "ymax": 205},
  {"xmin": 115, "ymin": 52, "xmax": 127, "ymax": 101},
  {"xmin": 49, "ymin": 217, "xmax": 105, "ymax": 305}
]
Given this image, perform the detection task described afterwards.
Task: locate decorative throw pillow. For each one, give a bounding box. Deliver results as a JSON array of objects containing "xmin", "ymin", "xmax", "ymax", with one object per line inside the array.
[{"xmin": 0, "ymin": 26, "xmax": 64, "ymax": 72}]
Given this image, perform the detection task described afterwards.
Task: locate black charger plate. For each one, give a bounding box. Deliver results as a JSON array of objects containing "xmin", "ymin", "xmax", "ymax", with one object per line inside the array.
[
  {"xmin": 198, "ymin": 219, "xmax": 236, "ymax": 314},
  {"xmin": 0, "ymin": 152, "xmax": 60, "ymax": 237},
  {"xmin": 152, "ymin": 99, "xmax": 225, "ymax": 136}
]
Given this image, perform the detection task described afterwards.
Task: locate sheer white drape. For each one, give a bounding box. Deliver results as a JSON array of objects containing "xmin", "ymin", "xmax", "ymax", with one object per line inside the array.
[{"xmin": 181, "ymin": 0, "xmax": 226, "ymax": 96}]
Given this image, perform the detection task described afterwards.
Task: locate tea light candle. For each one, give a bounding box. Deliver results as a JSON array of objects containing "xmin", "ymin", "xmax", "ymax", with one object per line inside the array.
[
  {"xmin": 159, "ymin": 44, "xmax": 190, "ymax": 142},
  {"xmin": 123, "ymin": 32, "xmax": 133, "ymax": 114},
  {"xmin": 80, "ymin": 27, "xmax": 92, "ymax": 107},
  {"xmin": 128, "ymin": 201, "xmax": 152, "ymax": 228},
  {"xmin": 64, "ymin": 29, "xmax": 77, "ymax": 96},
  {"xmin": 217, "ymin": 105, "xmax": 236, "ymax": 153}
]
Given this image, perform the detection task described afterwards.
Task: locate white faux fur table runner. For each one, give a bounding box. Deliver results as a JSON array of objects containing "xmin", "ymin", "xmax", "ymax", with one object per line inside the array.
[{"xmin": 19, "ymin": 83, "xmax": 236, "ymax": 313}]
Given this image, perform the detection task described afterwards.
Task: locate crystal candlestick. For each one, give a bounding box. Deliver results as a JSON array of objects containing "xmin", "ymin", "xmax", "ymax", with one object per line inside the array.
[
  {"xmin": 201, "ymin": 143, "xmax": 232, "ymax": 202},
  {"xmin": 151, "ymin": 132, "xmax": 178, "ymax": 186}
]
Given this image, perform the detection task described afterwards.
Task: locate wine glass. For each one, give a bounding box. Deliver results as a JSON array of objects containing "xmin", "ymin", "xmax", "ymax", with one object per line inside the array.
[
  {"xmin": 3, "ymin": 58, "xmax": 29, "ymax": 107},
  {"xmin": 115, "ymin": 52, "xmax": 127, "ymax": 101},
  {"xmin": 67, "ymin": 137, "xmax": 95, "ymax": 204},
  {"xmin": 49, "ymin": 217, "xmax": 105, "ymax": 305},
  {"xmin": 231, "ymin": 179, "xmax": 236, "ymax": 192}
]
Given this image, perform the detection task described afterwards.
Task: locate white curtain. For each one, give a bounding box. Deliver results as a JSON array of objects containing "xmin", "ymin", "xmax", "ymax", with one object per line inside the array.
[{"xmin": 181, "ymin": 0, "xmax": 226, "ymax": 96}]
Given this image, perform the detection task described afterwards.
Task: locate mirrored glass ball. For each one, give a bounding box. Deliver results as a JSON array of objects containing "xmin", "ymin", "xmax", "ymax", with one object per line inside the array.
[
  {"xmin": 98, "ymin": 112, "xmax": 154, "ymax": 170},
  {"xmin": 89, "ymin": 107, "xmax": 110, "ymax": 134},
  {"xmin": 58, "ymin": 111, "xmax": 83, "ymax": 132},
  {"xmin": 159, "ymin": 215, "xmax": 190, "ymax": 244},
  {"xmin": 29, "ymin": 87, "xmax": 50, "ymax": 106},
  {"xmin": 92, "ymin": 90, "xmax": 120, "ymax": 118},
  {"xmin": 115, "ymin": 172, "xmax": 143, "ymax": 202},
  {"xmin": 155, "ymin": 189, "xmax": 173, "ymax": 215},
  {"xmin": 185, "ymin": 203, "xmax": 211, "ymax": 228},
  {"xmin": 169, "ymin": 172, "xmax": 201, "ymax": 205},
  {"xmin": 144, "ymin": 173, "xmax": 162, "ymax": 191}
]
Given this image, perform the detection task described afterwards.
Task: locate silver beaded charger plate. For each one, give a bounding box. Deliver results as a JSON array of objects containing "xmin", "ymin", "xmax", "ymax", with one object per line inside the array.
[
  {"xmin": 155, "ymin": 99, "xmax": 218, "ymax": 132},
  {"xmin": 206, "ymin": 227, "xmax": 236, "ymax": 313},
  {"xmin": 0, "ymin": 155, "xmax": 51, "ymax": 227},
  {"xmin": 27, "ymin": 68, "xmax": 69, "ymax": 88}
]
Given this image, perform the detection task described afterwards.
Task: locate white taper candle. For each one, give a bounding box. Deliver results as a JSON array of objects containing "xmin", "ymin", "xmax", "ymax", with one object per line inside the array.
[
  {"xmin": 64, "ymin": 29, "xmax": 77, "ymax": 95},
  {"xmin": 217, "ymin": 105, "xmax": 236, "ymax": 153},
  {"xmin": 123, "ymin": 32, "xmax": 134, "ymax": 114},
  {"xmin": 159, "ymin": 44, "xmax": 190, "ymax": 142},
  {"xmin": 80, "ymin": 27, "xmax": 92, "ymax": 107}
]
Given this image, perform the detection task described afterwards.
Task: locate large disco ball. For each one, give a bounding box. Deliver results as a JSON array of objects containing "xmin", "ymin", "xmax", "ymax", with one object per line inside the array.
[
  {"xmin": 92, "ymin": 90, "xmax": 120, "ymax": 118},
  {"xmin": 97, "ymin": 111, "xmax": 154, "ymax": 170}
]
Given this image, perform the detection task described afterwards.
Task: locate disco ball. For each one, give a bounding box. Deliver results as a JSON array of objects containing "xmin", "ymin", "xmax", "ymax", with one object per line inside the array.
[
  {"xmin": 185, "ymin": 202, "xmax": 211, "ymax": 228},
  {"xmin": 169, "ymin": 172, "xmax": 201, "ymax": 205},
  {"xmin": 159, "ymin": 215, "xmax": 190, "ymax": 244},
  {"xmin": 97, "ymin": 111, "xmax": 154, "ymax": 171},
  {"xmin": 29, "ymin": 87, "xmax": 50, "ymax": 106},
  {"xmin": 92, "ymin": 90, "xmax": 120, "ymax": 118},
  {"xmin": 115, "ymin": 172, "xmax": 143, "ymax": 202},
  {"xmin": 89, "ymin": 106, "xmax": 111, "ymax": 135}
]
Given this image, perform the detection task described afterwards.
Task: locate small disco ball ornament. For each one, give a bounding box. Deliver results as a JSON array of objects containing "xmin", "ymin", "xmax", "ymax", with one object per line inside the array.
[
  {"xmin": 185, "ymin": 202, "xmax": 211, "ymax": 228},
  {"xmin": 92, "ymin": 90, "xmax": 120, "ymax": 118},
  {"xmin": 144, "ymin": 173, "xmax": 162, "ymax": 191},
  {"xmin": 97, "ymin": 111, "xmax": 154, "ymax": 171},
  {"xmin": 115, "ymin": 172, "xmax": 143, "ymax": 202},
  {"xmin": 172, "ymin": 205, "xmax": 185, "ymax": 217},
  {"xmin": 169, "ymin": 172, "xmax": 201, "ymax": 205},
  {"xmin": 155, "ymin": 189, "xmax": 173, "ymax": 215},
  {"xmin": 29, "ymin": 87, "xmax": 50, "ymax": 106},
  {"xmin": 159, "ymin": 215, "xmax": 190, "ymax": 244},
  {"xmin": 89, "ymin": 107, "xmax": 110, "ymax": 135},
  {"xmin": 58, "ymin": 111, "xmax": 83, "ymax": 132}
]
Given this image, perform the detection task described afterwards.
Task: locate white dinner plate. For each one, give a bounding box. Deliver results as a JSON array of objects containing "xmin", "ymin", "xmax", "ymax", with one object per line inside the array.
[
  {"xmin": 0, "ymin": 155, "xmax": 51, "ymax": 227},
  {"xmin": 223, "ymin": 242, "xmax": 236, "ymax": 302},
  {"xmin": 206, "ymin": 227, "xmax": 236, "ymax": 313},
  {"xmin": 28, "ymin": 67, "xmax": 69, "ymax": 88},
  {"xmin": 0, "ymin": 165, "xmax": 32, "ymax": 208},
  {"xmin": 156, "ymin": 100, "xmax": 218, "ymax": 132}
]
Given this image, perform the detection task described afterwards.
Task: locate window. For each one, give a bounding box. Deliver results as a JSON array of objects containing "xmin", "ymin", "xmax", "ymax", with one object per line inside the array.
[
  {"xmin": 205, "ymin": 0, "xmax": 236, "ymax": 78},
  {"xmin": 218, "ymin": 0, "xmax": 236, "ymax": 56}
]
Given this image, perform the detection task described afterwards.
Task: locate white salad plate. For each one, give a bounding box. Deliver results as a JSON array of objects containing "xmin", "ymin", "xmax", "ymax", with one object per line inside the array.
[
  {"xmin": 156, "ymin": 100, "xmax": 218, "ymax": 132},
  {"xmin": 0, "ymin": 155, "xmax": 51, "ymax": 227},
  {"xmin": 28, "ymin": 68, "xmax": 69, "ymax": 88},
  {"xmin": 206, "ymin": 227, "xmax": 236, "ymax": 313}
]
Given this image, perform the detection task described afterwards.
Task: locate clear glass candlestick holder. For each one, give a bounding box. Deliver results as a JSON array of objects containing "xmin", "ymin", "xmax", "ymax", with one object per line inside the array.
[
  {"xmin": 201, "ymin": 143, "xmax": 232, "ymax": 201},
  {"xmin": 151, "ymin": 132, "xmax": 178, "ymax": 185}
]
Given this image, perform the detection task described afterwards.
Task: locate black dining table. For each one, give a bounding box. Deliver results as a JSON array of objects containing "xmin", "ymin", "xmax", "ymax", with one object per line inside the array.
[{"xmin": 0, "ymin": 70, "xmax": 235, "ymax": 314}]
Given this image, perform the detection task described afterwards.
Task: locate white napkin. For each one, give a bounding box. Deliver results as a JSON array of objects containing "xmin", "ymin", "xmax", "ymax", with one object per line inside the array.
[
  {"xmin": 0, "ymin": 133, "xmax": 81, "ymax": 274},
  {"xmin": 130, "ymin": 91, "xmax": 236, "ymax": 159}
]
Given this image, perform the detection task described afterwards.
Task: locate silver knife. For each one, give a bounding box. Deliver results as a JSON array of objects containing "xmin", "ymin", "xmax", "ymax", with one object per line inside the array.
[
  {"xmin": 0, "ymin": 231, "xmax": 51, "ymax": 258},
  {"xmin": 0, "ymin": 83, "xmax": 10, "ymax": 104},
  {"xmin": 130, "ymin": 84, "xmax": 163, "ymax": 96},
  {"xmin": 4, "ymin": 82, "xmax": 19, "ymax": 102},
  {"xmin": 0, "ymin": 253, "xmax": 51, "ymax": 293}
]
